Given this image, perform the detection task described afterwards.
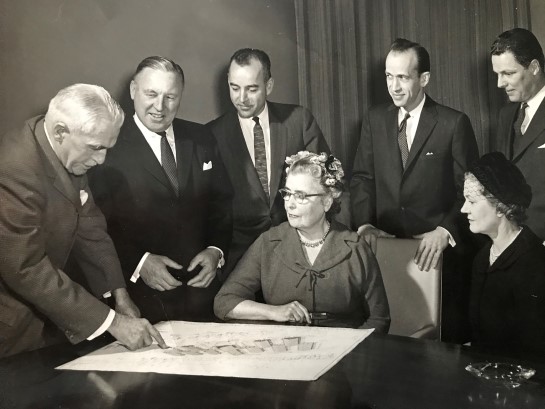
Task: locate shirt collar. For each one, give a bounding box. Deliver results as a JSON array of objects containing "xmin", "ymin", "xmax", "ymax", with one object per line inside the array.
[
  {"xmin": 133, "ymin": 113, "xmax": 174, "ymax": 139},
  {"xmin": 238, "ymin": 103, "xmax": 270, "ymax": 128},
  {"xmin": 525, "ymin": 84, "xmax": 545, "ymax": 111},
  {"xmin": 400, "ymin": 94, "xmax": 426, "ymax": 119}
]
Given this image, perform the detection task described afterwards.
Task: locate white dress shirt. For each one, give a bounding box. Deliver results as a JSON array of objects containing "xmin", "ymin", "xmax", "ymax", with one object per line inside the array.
[
  {"xmin": 398, "ymin": 94, "xmax": 426, "ymax": 150},
  {"xmin": 522, "ymin": 84, "xmax": 545, "ymax": 134}
]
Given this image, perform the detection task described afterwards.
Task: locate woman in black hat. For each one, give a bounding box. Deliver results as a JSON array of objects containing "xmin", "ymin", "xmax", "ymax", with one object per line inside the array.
[{"xmin": 461, "ymin": 152, "xmax": 545, "ymax": 358}]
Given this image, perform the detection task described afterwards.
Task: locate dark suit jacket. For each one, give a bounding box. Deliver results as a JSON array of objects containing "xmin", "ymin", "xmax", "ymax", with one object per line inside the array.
[
  {"xmin": 0, "ymin": 116, "xmax": 125, "ymax": 357},
  {"xmin": 207, "ymin": 102, "xmax": 330, "ymax": 276},
  {"xmin": 89, "ymin": 117, "xmax": 232, "ymax": 320},
  {"xmin": 496, "ymin": 99, "xmax": 545, "ymax": 240},
  {"xmin": 350, "ymin": 96, "xmax": 479, "ymax": 242}
]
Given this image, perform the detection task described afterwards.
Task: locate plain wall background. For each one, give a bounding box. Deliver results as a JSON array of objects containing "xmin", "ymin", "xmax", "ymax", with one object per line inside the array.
[{"xmin": 0, "ymin": 0, "xmax": 299, "ymax": 134}]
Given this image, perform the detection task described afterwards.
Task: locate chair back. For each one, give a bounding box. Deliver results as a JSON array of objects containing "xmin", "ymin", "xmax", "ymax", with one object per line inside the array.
[{"xmin": 375, "ymin": 237, "xmax": 441, "ymax": 339}]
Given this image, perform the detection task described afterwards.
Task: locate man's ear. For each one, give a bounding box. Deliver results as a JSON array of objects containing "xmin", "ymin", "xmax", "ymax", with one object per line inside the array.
[
  {"xmin": 266, "ymin": 77, "xmax": 275, "ymax": 96},
  {"xmin": 420, "ymin": 71, "xmax": 431, "ymax": 88},
  {"xmin": 52, "ymin": 122, "xmax": 69, "ymax": 144},
  {"xmin": 129, "ymin": 80, "xmax": 137, "ymax": 100},
  {"xmin": 530, "ymin": 59, "xmax": 541, "ymax": 75}
]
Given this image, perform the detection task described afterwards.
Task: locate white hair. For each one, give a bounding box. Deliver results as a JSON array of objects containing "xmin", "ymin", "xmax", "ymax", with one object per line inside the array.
[{"xmin": 47, "ymin": 83, "xmax": 124, "ymax": 134}]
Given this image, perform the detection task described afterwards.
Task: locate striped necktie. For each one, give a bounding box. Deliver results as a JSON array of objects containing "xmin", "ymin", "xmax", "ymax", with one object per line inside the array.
[
  {"xmin": 253, "ymin": 117, "xmax": 269, "ymax": 200},
  {"xmin": 398, "ymin": 112, "xmax": 411, "ymax": 170},
  {"xmin": 513, "ymin": 102, "xmax": 529, "ymax": 139},
  {"xmin": 158, "ymin": 131, "xmax": 179, "ymax": 196}
]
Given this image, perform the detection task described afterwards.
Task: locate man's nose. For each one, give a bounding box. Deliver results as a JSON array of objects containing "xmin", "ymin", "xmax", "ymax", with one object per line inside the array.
[
  {"xmin": 497, "ymin": 75, "xmax": 507, "ymax": 88},
  {"xmin": 95, "ymin": 150, "xmax": 107, "ymax": 165},
  {"xmin": 154, "ymin": 96, "xmax": 165, "ymax": 110},
  {"xmin": 239, "ymin": 89, "xmax": 248, "ymax": 102}
]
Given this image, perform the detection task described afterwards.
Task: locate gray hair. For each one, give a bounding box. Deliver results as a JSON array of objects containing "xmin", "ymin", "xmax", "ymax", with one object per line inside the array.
[
  {"xmin": 48, "ymin": 83, "xmax": 124, "ymax": 134},
  {"xmin": 134, "ymin": 56, "xmax": 185, "ymax": 86}
]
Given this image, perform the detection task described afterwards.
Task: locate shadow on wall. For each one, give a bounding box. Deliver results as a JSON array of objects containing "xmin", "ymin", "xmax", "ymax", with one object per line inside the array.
[{"xmin": 213, "ymin": 63, "xmax": 234, "ymax": 118}]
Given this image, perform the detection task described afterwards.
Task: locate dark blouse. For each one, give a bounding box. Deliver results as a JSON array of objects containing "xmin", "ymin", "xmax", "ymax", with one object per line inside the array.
[{"xmin": 470, "ymin": 226, "xmax": 545, "ymax": 358}]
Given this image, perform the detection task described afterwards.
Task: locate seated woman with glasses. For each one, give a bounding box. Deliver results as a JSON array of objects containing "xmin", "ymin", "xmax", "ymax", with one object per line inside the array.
[
  {"xmin": 214, "ymin": 151, "xmax": 390, "ymax": 332},
  {"xmin": 462, "ymin": 152, "xmax": 545, "ymax": 358}
]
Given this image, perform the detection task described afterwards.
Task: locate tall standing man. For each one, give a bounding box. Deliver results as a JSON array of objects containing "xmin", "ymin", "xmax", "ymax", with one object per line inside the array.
[
  {"xmin": 350, "ymin": 39, "xmax": 479, "ymax": 342},
  {"xmin": 90, "ymin": 57, "xmax": 232, "ymax": 323},
  {"xmin": 207, "ymin": 48, "xmax": 330, "ymax": 278},
  {"xmin": 491, "ymin": 28, "xmax": 545, "ymax": 241},
  {"xmin": 0, "ymin": 84, "xmax": 165, "ymax": 357}
]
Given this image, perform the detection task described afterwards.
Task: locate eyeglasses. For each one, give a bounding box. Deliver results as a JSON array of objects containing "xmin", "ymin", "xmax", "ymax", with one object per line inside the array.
[{"xmin": 279, "ymin": 188, "xmax": 326, "ymax": 204}]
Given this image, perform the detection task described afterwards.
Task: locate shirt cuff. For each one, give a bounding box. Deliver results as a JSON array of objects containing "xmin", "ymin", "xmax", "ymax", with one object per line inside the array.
[
  {"xmin": 87, "ymin": 309, "xmax": 115, "ymax": 340},
  {"xmin": 437, "ymin": 226, "xmax": 456, "ymax": 247},
  {"xmin": 207, "ymin": 246, "xmax": 225, "ymax": 268},
  {"xmin": 130, "ymin": 252, "xmax": 151, "ymax": 283}
]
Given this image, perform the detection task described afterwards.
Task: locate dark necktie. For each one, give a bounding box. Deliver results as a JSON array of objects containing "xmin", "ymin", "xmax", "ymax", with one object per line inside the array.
[
  {"xmin": 398, "ymin": 112, "xmax": 411, "ymax": 170},
  {"xmin": 158, "ymin": 131, "xmax": 179, "ymax": 196},
  {"xmin": 253, "ymin": 117, "xmax": 269, "ymax": 200},
  {"xmin": 513, "ymin": 102, "xmax": 529, "ymax": 139}
]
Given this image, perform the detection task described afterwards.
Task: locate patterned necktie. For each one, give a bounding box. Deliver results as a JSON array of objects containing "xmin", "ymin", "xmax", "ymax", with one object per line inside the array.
[
  {"xmin": 398, "ymin": 112, "xmax": 411, "ymax": 170},
  {"xmin": 513, "ymin": 102, "xmax": 529, "ymax": 139},
  {"xmin": 158, "ymin": 131, "xmax": 179, "ymax": 196},
  {"xmin": 253, "ymin": 117, "xmax": 269, "ymax": 200}
]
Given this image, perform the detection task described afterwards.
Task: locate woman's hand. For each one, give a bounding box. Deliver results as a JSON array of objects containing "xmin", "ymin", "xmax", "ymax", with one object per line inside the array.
[{"xmin": 271, "ymin": 301, "xmax": 311, "ymax": 324}]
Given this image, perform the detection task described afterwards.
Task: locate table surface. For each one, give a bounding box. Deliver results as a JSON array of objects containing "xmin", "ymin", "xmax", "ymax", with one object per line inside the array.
[{"xmin": 1, "ymin": 330, "xmax": 544, "ymax": 409}]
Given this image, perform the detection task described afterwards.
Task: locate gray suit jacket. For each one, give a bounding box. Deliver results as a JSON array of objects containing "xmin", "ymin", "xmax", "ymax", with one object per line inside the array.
[{"xmin": 0, "ymin": 116, "xmax": 125, "ymax": 357}]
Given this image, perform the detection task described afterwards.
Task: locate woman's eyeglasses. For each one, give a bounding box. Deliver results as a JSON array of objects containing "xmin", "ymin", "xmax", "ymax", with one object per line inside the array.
[{"xmin": 279, "ymin": 188, "xmax": 326, "ymax": 204}]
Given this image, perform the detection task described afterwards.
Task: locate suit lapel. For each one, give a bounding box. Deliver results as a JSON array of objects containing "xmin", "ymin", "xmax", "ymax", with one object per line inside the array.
[
  {"xmin": 173, "ymin": 120, "xmax": 193, "ymax": 195},
  {"xmin": 385, "ymin": 105, "xmax": 404, "ymax": 182},
  {"xmin": 268, "ymin": 103, "xmax": 287, "ymax": 210},
  {"xmin": 513, "ymin": 99, "xmax": 545, "ymax": 161},
  {"xmin": 404, "ymin": 97, "xmax": 437, "ymax": 173},
  {"xmin": 501, "ymin": 103, "xmax": 519, "ymax": 158},
  {"xmin": 34, "ymin": 118, "xmax": 79, "ymax": 206},
  {"xmin": 124, "ymin": 118, "xmax": 174, "ymax": 193}
]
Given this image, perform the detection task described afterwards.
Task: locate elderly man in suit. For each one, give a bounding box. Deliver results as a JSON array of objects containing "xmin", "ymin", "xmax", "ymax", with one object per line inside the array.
[
  {"xmin": 350, "ymin": 38, "xmax": 479, "ymax": 342},
  {"xmin": 207, "ymin": 48, "xmax": 330, "ymax": 279},
  {"xmin": 491, "ymin": 28, "xmax": 545, "ymax": 241},
  {"xmin": 0, "ymin": 84, "xmax": 165, "ymax": 357},
  {"xmin": 90, "ymin": 57, "xmax": 232, "ymax": 323}
]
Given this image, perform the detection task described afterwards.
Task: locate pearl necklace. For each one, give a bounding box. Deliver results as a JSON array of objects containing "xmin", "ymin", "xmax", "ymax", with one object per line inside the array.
[{"xmin": 299, "ymin": 222, "xmax": 331, "ymax": 248}]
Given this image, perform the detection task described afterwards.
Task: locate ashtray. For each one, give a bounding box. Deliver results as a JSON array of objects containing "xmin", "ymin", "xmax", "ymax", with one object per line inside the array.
[{"xmin": 465, "ymin": 362, "xmax": 536, "ymax": 388}]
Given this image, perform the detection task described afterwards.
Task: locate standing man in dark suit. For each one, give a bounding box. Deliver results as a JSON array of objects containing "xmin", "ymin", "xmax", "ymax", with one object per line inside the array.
[
  {"xmin": 350, "ymin": 39, "xmax": 479, "ymax": 342},
  {"xmin": 207, "ymin": 48, "xmax": 330, "ymax": 278},
  {"xmin": 0, "ymin": 84, "xmax": 165, "ymax": 357},
  {"xmin": 90, "ymin": 57, "xmax": 232, "ymax": 323},
  {"xmin": 491, "ymin": 28, "xmax": 545, "ymax": 241}
]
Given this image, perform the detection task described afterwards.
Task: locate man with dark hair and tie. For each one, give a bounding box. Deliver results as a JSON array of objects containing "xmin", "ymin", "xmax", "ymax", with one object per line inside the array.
[
  {"xmin": 89, "ymin": 57, "xmax": 233, "ymax": 323},
  {"xmin": 491, "ymin": 28, "xmax": 545, "ymax": 241},
  {"xmin": 350, "ymin": 38, "xmax": 479, "ymax": 342},
  {"xmin": 207, "ymin": 48, "xmax": 330, "ymax": 279}
]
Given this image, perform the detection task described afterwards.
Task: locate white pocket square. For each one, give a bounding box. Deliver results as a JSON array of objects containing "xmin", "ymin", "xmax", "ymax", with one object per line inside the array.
[
  {"xmin": 425, "ymin": 152, "xmax": 434, "ymax": 156},
  {"xmin": 203, "ymin": 161, "xmax": 213, "ymax": 171},
  {"xmin": 80, "ymin": 189, "xmax": 89, "ymax": 206},
  {"xmin": 538, "ymin": 143, "xmax": 545, "ymax": 149}
]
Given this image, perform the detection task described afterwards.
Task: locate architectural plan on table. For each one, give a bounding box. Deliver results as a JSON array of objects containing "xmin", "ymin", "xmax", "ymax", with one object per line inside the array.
[{"xmin": 57, "ymin": 321, "xmax": 374, "ymax": 381}]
